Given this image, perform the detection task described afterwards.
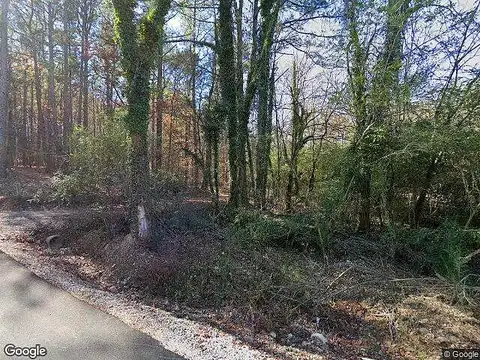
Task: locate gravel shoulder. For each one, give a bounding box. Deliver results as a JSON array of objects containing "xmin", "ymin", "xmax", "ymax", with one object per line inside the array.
[{"xmin": 0, "ymin": 211, "xmax": 290, "ymax": 360}]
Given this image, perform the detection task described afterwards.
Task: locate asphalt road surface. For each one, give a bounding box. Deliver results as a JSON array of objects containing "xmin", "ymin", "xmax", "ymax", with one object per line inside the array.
[{"xmin": 0, "ymin": 251, "xmax": 185, "ymax": 360}]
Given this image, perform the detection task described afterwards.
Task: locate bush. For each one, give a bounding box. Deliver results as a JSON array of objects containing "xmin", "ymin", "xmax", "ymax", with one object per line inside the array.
[
  {"xmin": 53, "ymin": 115, "xmax": 131, "ymax": 204},
  {"xmin": 168, "ymin": 235, "xmax": 315, "ymax": 328},
  {"xmin": 230, "ymin": 208, "xmax": 335, "ymax": 257},
  {"xmin": 51, "ymin": 171, "xmax": 92, "ymax": 204},
  {"xmin": 383, "ymin": 221, "xmax": 480, "ymax": 302},
  {"xmin": 150, "ymin": 169, "xmax": 184, "ymax": 195}
]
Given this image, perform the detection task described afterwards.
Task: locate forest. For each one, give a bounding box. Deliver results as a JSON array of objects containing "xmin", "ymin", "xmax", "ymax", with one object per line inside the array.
[{"xmin": 0, "ymin": 0, "xmax": 479, "ymax": 358}]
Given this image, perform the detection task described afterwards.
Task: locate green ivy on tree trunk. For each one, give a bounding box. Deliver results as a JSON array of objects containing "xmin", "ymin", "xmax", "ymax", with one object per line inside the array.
[{"xmin": 112, "ymin": 0, "xmax": 172, "ymax": 243}]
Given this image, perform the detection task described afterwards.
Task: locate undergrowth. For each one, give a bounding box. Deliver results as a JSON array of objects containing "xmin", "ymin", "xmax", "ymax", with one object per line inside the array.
[
  {"xmin": 52, "ymin": 116, "xmax": 130, "ymax": 204},
  {"xmin": 168, "ymin": 233, "xmax": 319, "ymax": 329},
  {"xmin": 382, "ymin": 220, "xmax": 480, "ymax": 304},
  {"xmin": 168, "ymin": 208, "xmax": 480, "ymax": 324},
  {"xmin": 51, "ymin": 116, "xmax": 185, "ymax": 205}
]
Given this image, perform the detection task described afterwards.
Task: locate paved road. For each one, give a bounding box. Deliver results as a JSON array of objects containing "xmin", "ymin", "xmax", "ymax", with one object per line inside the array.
[{"xmin": 0, "ymin": 251, "xmax": 184, "ymax": 360}]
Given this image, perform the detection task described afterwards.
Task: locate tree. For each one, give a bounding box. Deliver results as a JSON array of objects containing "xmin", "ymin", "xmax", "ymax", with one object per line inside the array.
[
  {"xmin": 77, "ymin": 0, "xmax": 97, "ymax": 128},
  {"xmin": 46, "ymin": 0, "xmax": 57, "ymax": 171},
  {"xmin": 62, "ymin": 0, "xmax": 75, "ymax": 155},
  {"xmin": 345, "ymin": 0, "xmax": 417, "ymax": 230},
  {"xmin": 217, "ymin": 0, "xmax": 239, "ymax": 206},
  {"xmin": 217, "ymin": 0, "xmax": 283, "ymax": 208},
  {"xmin": 112, "ymin": 0, "xmax": 172, "ymax": 244},
  {"xmin": 97, "ymin": 6, "xmax": 121, "ymax": 117},
  {"xmin": 0, "ymin": 0, "xmax": 8, "ymax": 178},
  {"xmin": 285, "ymin": 60, "xmax": 315, "ymax": 211},
  {"xmin": 411, "ymin": 0, "xmax": 480, "ymax": 226},
  {"xmin": 254, "ymin": 0, "xmax": 282, "ymax": 209},
  {"xmin": 344, "ymin": 0, "xmax": 369, "ymax": 229}
]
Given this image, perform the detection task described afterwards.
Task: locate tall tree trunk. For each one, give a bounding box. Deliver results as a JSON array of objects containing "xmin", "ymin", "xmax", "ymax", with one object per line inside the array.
[
  {"xmin": 346, "ymin": 0, "xmax": 369, "ymax": 230},
  {"xmin": 7, "ymin": 78, "xmax": 15, "ymax": 168},
  {"xmin": 255, "ymin": 57, "xmax": 270, "ymax": 208},
  {"xmin": 63, "ymin": 0, "xmax": 73, "ymax": 156},
  {"xmin": 29, "ymin": 82, "xmax": 34, "ymax": 166},
  {"xmin": 21, "ymin": 69, "xmax": 28, "ymax": 166},
  {"xmin": 82, "ymin": 68, "xmax": 89, "ymax": 129},
  {"xmin": 204, "ymin": 135, "xmax": 213, "ymax": 192},
  {"xmin": 112, "ymin": 0, "xmax": 172, "ymax": 245},
  {"xmin": 190, "ymin": 0, "xmax": 201, "ymax": 186},
  {"xmin": 274, "ymin": 98, "xmax": 282, "ymax": 202},
  {"xmin": 235, "ymin": 0, "xmax": 248, "ymax": 205},
  {"xmin": 218, "ymin": 0, "xmax": 239, "ymax": 206},
  {"xmin": 155, "ymin": 52, "xmax": 164, "ymax": 170},
  {"xmin": 125, "ymin": 70, "xmax": 153, "ymax": 243},
  {"xmin": 237, "ymin": 0, "xmax": 258, "ymax": 202},
  {"xmin": 184, "ymin": 107, "xmax": 190, "ymax": 184},
  {"xmin": 46, "ymin": 1, "xmax": 57, "ymax": 171},
  {"xmin": 105, "ymin": 69, "xmax": 113, "ymax": 115},
  {"xmin": 266, "ymin": 60, "xmax": 275, "ymax": 199},
  {"xmin": 347, "ymin": 0, "xmax": 411, "ymax": 230},
  {"xmin": 0, "ymin": 0, "xmax": 9, "ymax": 177},
  {"xmin": 285, "ymin": 62, "xmax": 299, "ymax": 212},
  {"xmin": 254, "ymin": 0, "xmax": 280, "ymax": 209},
  {"xmin": 203, "ymin": 53, "xmax": 218, "ymax": 194},
  {"xmin": 167, "ymin": 95, "xmax": 174, "ymax": 171},
  {"xmin": 78, "ymin": 0, "xmax": 95, "ymax": 129},
  {"xmin": 213, "ymin": 128, "xmax": 220, "ymax": 207},
  {"xmin": 33, "ymin": 51, "xmax": 45, "ymax": 167}
]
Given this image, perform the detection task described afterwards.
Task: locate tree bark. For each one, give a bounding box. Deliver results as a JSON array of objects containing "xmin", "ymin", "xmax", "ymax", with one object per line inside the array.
[
  {"xmin": 33, "ymin": 51, "xmax": 45, "ymax": 167},
  {"xmin": 63, "ymin": 0, "xmax": 73, "ymax": 155},
  {"xmin": 235, "ymin": 0, "xmax": 248, "ymax": 205},
  {"xmin": 155, "ymin": 55, "xmax": 164, "ymax": 170},
  {"xmin": 7, "ymin": 76, "xmax": 14, "ymax": 168},
  {"xmin": 254, "ymin": 0, "xmax": 280, "ymax": 209},
  {"xmin": 112, "ymin": 0, "xmax": 172, "ymax": 245},
  {"xmin": 46, "ymin": 1, "xmax": 57, "ymax": 171},
  {"xmin": 190, "ymin": 0, "xmax": 201, "ymax": 186},
  {"xmin": 218, "ymin": 0, "xmax": 239, "ymax": 206},
  {"xmin": 0, "ymin": 0, "xmax": 10, "ymax": 177},
  {"xmin": 78, "ymin": 0, "xmax": 95, "ymax": 129},
  {"xmin": 21, "ymin": 69, "xmax": 28, "ymax": 166}
]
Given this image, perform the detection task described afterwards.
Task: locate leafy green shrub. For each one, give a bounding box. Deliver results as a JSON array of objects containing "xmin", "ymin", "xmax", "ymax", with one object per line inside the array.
[
  {"xmin": 53, "ymin": 115, "xmax": 131, "ymax": 204},
  {"xmin": 379, "ymin": 121, "xmax": 480, "ymax": 227},
  {"xmin": 383, "ymin": 221, "xmax": 480, "ymax": 302},
  {"xmin": 150, "ymin": 169, "xmax": 184, "ymax": 195},
  {"xmin": 51, "ymin": 171, "xmax": 92, "ymax": 204},
  {"xmin": 231, "ymin": 209, "xmax": 324, "ymax": 252},
  {"xmin": 168, "ymin": 236, "xmax": 315, "ymax": 327}
]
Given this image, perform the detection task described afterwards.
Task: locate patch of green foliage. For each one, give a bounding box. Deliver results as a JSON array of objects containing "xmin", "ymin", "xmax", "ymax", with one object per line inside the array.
[
  {"xmin": 168, "ymin": 235, "xmax": 317, "ymax": 328},
  {"xmin": 383, "ymin": 221, "xmax": 480, "ymax": 303},
  {"xmin": 53, "ymin": 114, "xmax": 131, "ymax": 204},
  {"xmin": 150, "ymin": 169, "xmax": 184, "ymax": 196},
  {"xmin": 231, "ymin": 209, "xmax": 320, "ymax": 250}
]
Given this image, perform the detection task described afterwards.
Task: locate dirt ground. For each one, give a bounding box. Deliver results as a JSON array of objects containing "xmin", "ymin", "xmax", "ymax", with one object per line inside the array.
[{"xmin": 1, "ymin": 168, "xmax": 479, "ymax": 360}]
